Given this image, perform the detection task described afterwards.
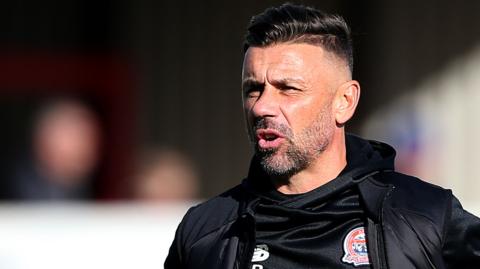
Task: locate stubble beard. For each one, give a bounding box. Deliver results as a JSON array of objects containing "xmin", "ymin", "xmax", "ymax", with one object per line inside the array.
[{"xmin": 251, "ymin": 108, "xmax": 334, "ymax": 179}]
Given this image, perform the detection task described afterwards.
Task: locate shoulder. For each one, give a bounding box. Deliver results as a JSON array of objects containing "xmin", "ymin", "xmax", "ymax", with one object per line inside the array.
[
  {"xmin": 187, "ymin": 184, "xmax": 245, "ymax": 225},
  {"xmin": 165, "ymin": 184, "xmax": 252, "ymax": 268},
  {"xmin": 374, "ymin": 171, "xmax": 452, "ymax": 241},
  {"xmin": 176, "ymin": 183, "xmax": 249, "ymax": 246},
  {"xmin": 377, "ymin": 171, "xmax": 452, "ymax": 211},
  {"xmin": 360, "ymin": 171, "xmax": 452, "ymax": 224}
]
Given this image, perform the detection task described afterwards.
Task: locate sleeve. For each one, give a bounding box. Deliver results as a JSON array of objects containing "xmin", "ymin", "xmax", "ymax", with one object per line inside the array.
[
  {"xmin": 164, "ymin": 208, "xmax": 192, "ymax": 269},
  {"xmin": 164, "ymin": 228, "xmax": 183, "ymax": 269},
  {"xmin": 442, "ymin": 196, "xmax": 480, "ymax": 268}
]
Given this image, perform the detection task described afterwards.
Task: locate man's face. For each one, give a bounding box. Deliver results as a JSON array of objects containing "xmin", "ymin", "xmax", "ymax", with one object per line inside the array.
[{"xmin": 242, "ymin": 43, "xmax": 345, "ymax": 177}]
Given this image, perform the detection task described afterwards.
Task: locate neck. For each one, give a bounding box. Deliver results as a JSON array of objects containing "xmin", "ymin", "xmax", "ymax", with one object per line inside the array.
[{"xmin": 273, "ymin": 131, "xmax": 347, "ymax": 195}]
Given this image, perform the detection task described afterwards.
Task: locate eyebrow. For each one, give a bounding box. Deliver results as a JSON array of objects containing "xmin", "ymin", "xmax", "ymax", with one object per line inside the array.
[
  {"xmin": 270, "ymin": 77, "xmax": 307, "ymax": 88},
  {"xmin": 241, "ymin": 76, "xmax": 308, "ymax": 90},
  {"xmin": 242, "ymin": 78, "xmax": 264, "ymax": 90}
]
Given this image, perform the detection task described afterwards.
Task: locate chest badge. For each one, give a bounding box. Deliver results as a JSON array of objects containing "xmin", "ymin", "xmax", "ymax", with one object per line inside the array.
[{"xmin": 342, "ymin": 226, "xmax": 370, "ymax": 267}]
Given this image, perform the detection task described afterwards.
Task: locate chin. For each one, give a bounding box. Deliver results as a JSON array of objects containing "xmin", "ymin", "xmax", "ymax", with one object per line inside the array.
[{"xmin": 259, "ymin": 153, "xmax": 297, "ymax": 177}]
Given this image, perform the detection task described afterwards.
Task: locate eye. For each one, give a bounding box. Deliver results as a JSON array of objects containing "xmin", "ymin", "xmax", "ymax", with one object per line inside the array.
[
  {"xmin": 246, "ymin": 90, "xmax": 260, "ymax": 98},
  {"xmin": 243, "ymin": 86, "xmax": 263, "ymax": 98},
  {"xmin": 280, "ymin": 85, "xmax": 300, "ymax": 93}
]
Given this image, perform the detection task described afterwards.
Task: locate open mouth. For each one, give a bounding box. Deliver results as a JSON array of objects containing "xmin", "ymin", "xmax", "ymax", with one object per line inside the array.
[{"xmin": 256, "ymin": 129, "xmax": 284, "ymax": 149}]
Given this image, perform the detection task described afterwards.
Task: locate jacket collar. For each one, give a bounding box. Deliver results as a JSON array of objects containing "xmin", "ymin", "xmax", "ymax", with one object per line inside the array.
[{"xmin": 239, "ymin": 167, "xmax": 393, "ymax": 223}]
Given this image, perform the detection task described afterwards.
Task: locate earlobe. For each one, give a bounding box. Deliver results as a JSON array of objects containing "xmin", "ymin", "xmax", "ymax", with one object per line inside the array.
[{"xmin": 334, "ymin": 80, "xmax": 360, "ymax": 125}]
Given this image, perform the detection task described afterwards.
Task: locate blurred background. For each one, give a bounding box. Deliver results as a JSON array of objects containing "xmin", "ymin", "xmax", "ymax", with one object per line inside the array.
[{"xmin": 0, "ymin": 0, "xmax": 480, "ymax": 268}]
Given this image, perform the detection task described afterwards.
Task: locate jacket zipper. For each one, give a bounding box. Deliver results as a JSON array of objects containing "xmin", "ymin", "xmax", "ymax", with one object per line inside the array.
[
  {"xmin": 236, "ymin": 213, "xmax": 256, "ymax": 269},
  {"xmin": 367, "ymin": 218, "xmax": 388, "ymax": 269},
  {"xmin": 377, "ymin": 184, "xmax": 394, "ymax": 269},
  {"xmin": 366, "ymin": 182, "xmax": 394, "ymax": 269}
]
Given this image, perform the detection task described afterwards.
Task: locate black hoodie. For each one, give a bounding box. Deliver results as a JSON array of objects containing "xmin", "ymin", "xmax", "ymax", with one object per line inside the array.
[{"xmin": 247, "ymin": 134, "xmax": 393, "ymax": 269}]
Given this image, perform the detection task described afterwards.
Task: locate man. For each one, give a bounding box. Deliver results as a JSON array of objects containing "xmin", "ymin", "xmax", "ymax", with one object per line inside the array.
[{"xmin": 165, "ymin": 3, "xmax": 480, "ymax": 269}]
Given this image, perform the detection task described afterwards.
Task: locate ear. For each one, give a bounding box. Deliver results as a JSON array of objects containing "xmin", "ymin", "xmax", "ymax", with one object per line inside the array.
[{"xmin": 333, "ymin": 80, "xmax": 360, "ymax": 126}]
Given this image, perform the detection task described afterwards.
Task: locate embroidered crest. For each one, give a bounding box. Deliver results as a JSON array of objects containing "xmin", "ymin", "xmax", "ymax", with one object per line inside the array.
[{"xmin": 342, "ymin": 227, "xmax": 370, "ymax": 267}]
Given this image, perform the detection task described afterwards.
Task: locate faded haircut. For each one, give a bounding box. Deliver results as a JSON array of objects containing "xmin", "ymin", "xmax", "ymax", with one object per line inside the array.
[{"xmin": 244, "ymin": 3, "xmax": 354, "ymax": 73}]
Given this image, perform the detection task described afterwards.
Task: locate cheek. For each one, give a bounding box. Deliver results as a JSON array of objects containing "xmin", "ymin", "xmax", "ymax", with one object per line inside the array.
[
  {"xmin": 243, "ymin": 99, "xmax": 255, "ymax": 119},
  {"xmin": 282, "ymin": 97, "xmax": 333, "ymax": 132},
  {"xmin": 280, "ymin": 98, "xmax": 315, "ymax": 127},
  {"xmin": 243, "ymin": 102, "xmax": 255, "ymax": 138}
]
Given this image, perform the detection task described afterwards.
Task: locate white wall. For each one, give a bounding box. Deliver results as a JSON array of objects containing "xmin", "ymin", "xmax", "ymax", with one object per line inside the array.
[{"xmin": 0, "ymin": 202, "xmax": 194, "ymax": 269}]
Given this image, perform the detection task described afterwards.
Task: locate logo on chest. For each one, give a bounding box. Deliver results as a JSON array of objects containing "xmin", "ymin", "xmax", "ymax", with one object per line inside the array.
[
  {"xmin": 251, "ymin": 244, "xmax": 270, "ymax": 269},
  {"xmin": 342, "ymin": 226, "xmax": 370, "ymax": 267},
  {"xmin": 252, "ymin": 244, "xmax": 270, "ymax": 262}
]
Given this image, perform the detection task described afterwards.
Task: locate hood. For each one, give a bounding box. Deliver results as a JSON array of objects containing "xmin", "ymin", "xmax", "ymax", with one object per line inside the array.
[{"xmin": 343, "ymin": 133, "xmax": 395, "ymax": 180}]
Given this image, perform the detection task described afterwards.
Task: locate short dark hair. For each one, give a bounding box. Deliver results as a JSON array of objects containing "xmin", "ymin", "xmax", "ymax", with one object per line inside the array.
[{"xmin": 244, "ymin": 3, "xmax": 353, "ymax": 73}]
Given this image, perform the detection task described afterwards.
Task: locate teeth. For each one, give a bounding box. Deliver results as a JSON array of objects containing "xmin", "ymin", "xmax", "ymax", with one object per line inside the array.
[{"xmin": 265, "ymin": 134, "xmax": 276, "ymax": 140}]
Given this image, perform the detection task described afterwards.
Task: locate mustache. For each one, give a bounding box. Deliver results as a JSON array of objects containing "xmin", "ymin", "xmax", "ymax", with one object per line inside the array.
[{"xmin": 252, "ymin": 118, "xmax": 292, "ymax": 138}]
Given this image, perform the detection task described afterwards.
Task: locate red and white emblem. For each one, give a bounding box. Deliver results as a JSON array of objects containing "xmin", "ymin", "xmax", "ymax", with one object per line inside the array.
[{"xmin": 342, "ymin": 227, "xmax": 370, "ymax": 267}]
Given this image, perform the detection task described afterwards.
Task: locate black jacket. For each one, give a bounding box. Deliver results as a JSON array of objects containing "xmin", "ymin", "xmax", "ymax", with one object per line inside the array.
[{"xmin": 165, "ymin": 135, "xmax": 480, "ymax": 268}]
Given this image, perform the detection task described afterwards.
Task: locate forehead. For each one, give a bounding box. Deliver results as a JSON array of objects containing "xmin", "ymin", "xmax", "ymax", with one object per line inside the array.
[{"xmin": 242, "ymin": 43, "xmax": 331, "ymax": 79}]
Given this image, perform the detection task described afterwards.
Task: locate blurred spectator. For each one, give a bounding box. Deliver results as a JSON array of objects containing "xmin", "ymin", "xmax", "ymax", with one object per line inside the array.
[
  {"xmin": 132, "ymin": 148, "xmax": 199, "ymax": 202},
  {"xmin": 4, "ymin": 98, "xmax": 103, "ymax": 200}
]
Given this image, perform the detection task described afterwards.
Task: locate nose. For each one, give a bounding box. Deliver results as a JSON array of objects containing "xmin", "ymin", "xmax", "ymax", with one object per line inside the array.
[{"xmin": 249, "ymin": 87, "xmax": 278, "ymax": 119}]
